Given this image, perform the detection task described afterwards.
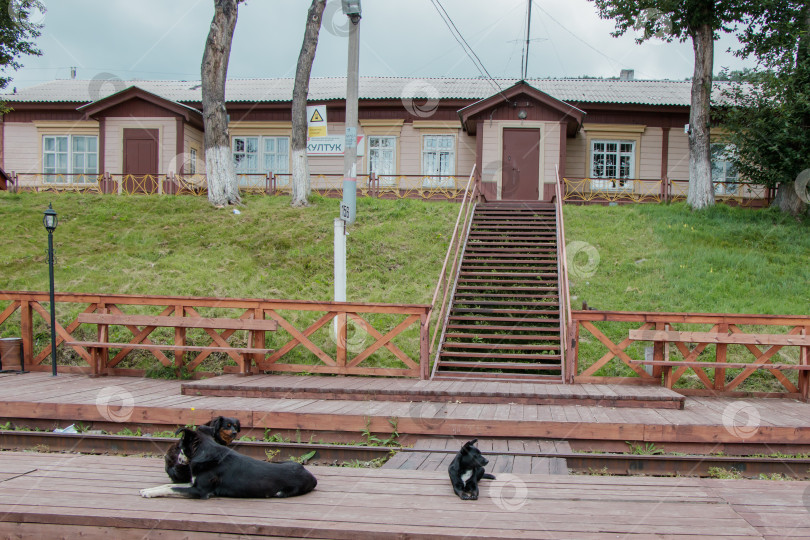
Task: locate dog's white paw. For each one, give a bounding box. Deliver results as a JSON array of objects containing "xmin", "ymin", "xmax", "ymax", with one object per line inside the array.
[{"xmin": 140, "ymin": 487, "xmax": 156, "ymax": 498}]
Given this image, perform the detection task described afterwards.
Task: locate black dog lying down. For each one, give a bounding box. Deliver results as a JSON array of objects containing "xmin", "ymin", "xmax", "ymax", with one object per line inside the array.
[
  {"xmin": 165, "ymin": 416, "xmax": 241, "ymax": 483},
  {"xmin": 448, "ymin": 438, "xmax": 495, "ymax": 500},
  {"xmin": 142, "ymin": 425, "xmax": 317, "ymax": 499}
]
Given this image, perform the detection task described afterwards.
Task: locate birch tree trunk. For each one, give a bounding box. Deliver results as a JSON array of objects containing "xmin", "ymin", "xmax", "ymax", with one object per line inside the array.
[
  {"xmin": 202, "ymin": 0, "xmax": 241, "ymax": 207},
  {"xmin": 686, "ymin": 22, "xmax": 715, "ymax": 210},
  {"xmin": 290, "ymin": 0, "xmax": 327, "ymax": 208}
]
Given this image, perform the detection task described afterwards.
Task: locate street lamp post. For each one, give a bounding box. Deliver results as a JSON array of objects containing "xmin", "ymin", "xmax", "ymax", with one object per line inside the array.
[{"xmin": 43, "ymin": 203, "xmax": 58, "ymax": 376}]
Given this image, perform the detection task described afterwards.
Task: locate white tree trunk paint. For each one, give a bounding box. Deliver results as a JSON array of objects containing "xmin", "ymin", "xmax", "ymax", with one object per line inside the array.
[
  {"xmin": 686, "ymin": 23, "xmax": 715, "ymax": 210},
  {"xmin": 291, "ymin": 147, "xmax": 309, "ymax": 206},
  {"xmin": 205, "ymin": 145, "xmax": 239, "ymax": 207}
]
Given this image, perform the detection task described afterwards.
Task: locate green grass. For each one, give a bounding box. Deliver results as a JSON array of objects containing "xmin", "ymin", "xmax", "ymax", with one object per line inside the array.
[
  {"xmin": 0, "ymin": 192, "xmax": 458, "ymax": 371},
  {"xmin": 564, "ymin": 202, "xmax": 810, "ymax": 314},
  {"xmin": 565, "ymin": 202, "xmax": 810, "ymax": 391},
  {"xmin": 0, "ymin": 192, "xmax": 456, "ymax": 302}
]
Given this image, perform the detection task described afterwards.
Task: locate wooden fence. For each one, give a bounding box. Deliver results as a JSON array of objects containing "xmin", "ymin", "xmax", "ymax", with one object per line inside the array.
[
  {"xmin": 563, "ymin": 177, "xmax": 774, "ymax": 207},
  {"xmin": 554, "ymin": 167, "xmax": 575, "ymax": 382},
  {"xmin": 0, "ymin": 291, "xmax": 430, "ymax": 379},
  {"xmin": 9, "ymin": 172, "xmax": 471, "ymax": 201},
  {"xmin": 573, "ymin": 310, "xmax": 810, "ymax": 398},
  {"xmin": 428, "ymin": 166, "xmax": 477, "ymax": 377}
]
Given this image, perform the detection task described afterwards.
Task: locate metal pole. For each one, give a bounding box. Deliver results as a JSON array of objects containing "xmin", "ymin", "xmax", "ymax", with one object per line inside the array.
[
  {"xmin": 334, "ymin": 218, "xmax": 346, "ymax": 303},
  {"xmin": 340, "ymin": 16, "xmax": 360, "ymax": 224},
  {"xmin": 47, "ymin": 230, "xmax": 57, "ymax": 376}
]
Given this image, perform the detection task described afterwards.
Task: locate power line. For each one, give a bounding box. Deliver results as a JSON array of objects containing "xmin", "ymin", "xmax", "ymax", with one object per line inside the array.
[
  {"xmin": 531, "ymin": 0, "xmax": 629, "ymax": 71},
  {"xmin": 428, "ymin": 0, "xmax": 510, "ymax": 102}
]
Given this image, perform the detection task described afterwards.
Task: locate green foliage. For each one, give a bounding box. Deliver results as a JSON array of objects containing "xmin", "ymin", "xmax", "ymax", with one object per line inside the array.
[
  {"xmin": 360, "ymin": 416, "xmax": 400, "ymax": 447},
  {"xmin": 116, "ymin": 427, "xmax": 142, "ymax": 437},
  {"xmin": 145, "ymin": 364, "xmax": 194, "ymax": 380},
  {"xmin": 708, "ymin": 466, "xmax": 744, "ymax": 479},
  {"xmin": 588, "ymin": 1, "xmax": 751, "ymax": 43},
  {"xmin": 0, "ymin": 0, "xmax": 44, "ymax": 94},
  {"xmin": 338, "ymin": 456, "xmax": 388, "ymax": 468},
  {"xmin": 626, "ymin": 441, "xmax": 665, "ymax": 455},
  {"xmin": 289, "ymin": 450, "xmax": 316, "ymax": 464},
  {"xmin": 263, "ymin": 430, "xmax": 290, "ymax": 443},
  {"xmin": 720, "ymin": 3, "xmax": 810, "ymax": 214}
]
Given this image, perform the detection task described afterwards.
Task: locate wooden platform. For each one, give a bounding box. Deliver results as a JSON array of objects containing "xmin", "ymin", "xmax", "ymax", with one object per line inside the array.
[
  {"xmin": 384, "ymin": 437, "xmax": 570, "ymax": 475},
  {"xmin": 3, "ymin": 372, "xmax": 810, "ymax": 448},
  {"xmin": 181, "ymin": 373, "xmax": 686, "ymax": 409},
  {"xmin": 1, "ymin": 451, "xmax": 807, "ymax": 539}
]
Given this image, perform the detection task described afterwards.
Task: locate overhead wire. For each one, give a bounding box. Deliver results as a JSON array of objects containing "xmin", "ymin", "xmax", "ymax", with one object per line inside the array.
[{"xmin": 428, "ymin": 0, "xmax": 511, "ymax": 103}]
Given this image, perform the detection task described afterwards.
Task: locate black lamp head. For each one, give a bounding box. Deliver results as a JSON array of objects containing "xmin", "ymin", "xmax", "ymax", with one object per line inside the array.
[{"xmin": 43, "ymin": 203, "xmax": 58, "ymax": 233}]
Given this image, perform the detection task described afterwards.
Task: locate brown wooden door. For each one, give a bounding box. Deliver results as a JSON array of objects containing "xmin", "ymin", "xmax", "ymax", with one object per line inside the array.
[
  {"xmin": 502, "ymin": 128, "xmax": 540, "ymax": 200},
  {"xmin": 123, "ymin": 128, "xmax": 159, "ymax": 193}
]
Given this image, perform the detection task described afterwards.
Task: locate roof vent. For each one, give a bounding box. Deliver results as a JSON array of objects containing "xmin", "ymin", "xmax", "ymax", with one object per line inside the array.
[{"xmin": 620, "ymin": 69, "xmax": 635, "ymax": 81}]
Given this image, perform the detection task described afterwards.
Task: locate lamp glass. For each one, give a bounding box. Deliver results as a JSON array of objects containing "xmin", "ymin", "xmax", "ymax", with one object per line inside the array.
[{"xmin": 43, "ymin": 205, "xmax": 57, "ymax": 232}]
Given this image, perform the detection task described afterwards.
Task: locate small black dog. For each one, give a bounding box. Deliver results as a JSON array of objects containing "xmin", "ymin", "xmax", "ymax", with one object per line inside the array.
[
  {"xmin": 164, "ymin": 416, "xmax": 241, "ymax": 483},
  {"xmin": 142, "ymin": 426, "xmax": 317, "ymax": 499},
  {"xmin": 448, "ymin": 439, "xmax": 495, "ymax": 500}
]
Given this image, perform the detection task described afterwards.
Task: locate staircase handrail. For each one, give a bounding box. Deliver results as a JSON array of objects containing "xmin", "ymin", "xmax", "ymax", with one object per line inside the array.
[
  {"xmin": 428, "ymin": 165, "xmax": 478, "ymax": 359},
  {"xmin": 555, "ymin": 165, "xmax": 574, "ymax": 382}
]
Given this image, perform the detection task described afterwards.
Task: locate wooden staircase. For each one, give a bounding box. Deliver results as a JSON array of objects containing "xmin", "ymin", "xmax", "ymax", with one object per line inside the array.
[{"xmin": 433, "ymin": 201, "xmax": 564, "ymax": 382}]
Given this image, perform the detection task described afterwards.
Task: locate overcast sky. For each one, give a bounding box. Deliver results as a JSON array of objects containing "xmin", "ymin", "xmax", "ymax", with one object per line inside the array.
[{"xmin": 7, "ymin": 0, "xmax": 756, "ymax": 90}]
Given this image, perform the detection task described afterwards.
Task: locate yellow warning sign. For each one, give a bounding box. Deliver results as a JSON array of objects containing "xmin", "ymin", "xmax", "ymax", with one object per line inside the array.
[{"xmin": 306, "ymin": 105, "xmax": 327, "ymax": 138}]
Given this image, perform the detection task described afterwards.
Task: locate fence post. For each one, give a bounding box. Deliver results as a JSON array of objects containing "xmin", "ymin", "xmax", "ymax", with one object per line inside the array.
[
  {"xmin": 420, "ymin": 311, "xmax": 429, "ymax": 379},
  {"xmin": 173, "ymin": 304, "xmax": 186, "ymax": 375},
  {"xmin": 20, "ymin": 300, "xmax": 32, "ymax": 368}
]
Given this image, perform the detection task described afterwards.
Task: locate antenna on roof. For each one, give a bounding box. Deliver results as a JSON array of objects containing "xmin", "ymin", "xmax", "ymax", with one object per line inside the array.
[{"xmin": 521, "ymin": 0, "xmax": 533, "ymax": 80}]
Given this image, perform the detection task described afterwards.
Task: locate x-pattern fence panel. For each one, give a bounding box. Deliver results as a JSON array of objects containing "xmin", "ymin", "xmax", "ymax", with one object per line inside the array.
[
  {"xmin": 573, "ymin": 310, "xmax": 810, "ymax": 398},
  {"xmin": 0, "ymin": 291, "xmax": 430, "ymax": 379}
]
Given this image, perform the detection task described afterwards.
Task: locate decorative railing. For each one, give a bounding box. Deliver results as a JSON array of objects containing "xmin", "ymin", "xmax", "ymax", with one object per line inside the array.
[
  {"xmin": 572, "ymin": 310, "xmax": 810, "ymax": 398},
  {"xmin": 555, "ymin": 167, "xmax": 574, "ymax": 382},
  {"xmin": 427, "ymin": 166, "xmax": 477, "ymax": 378},
  {"xmin": 563, "ymin": 177, "xmax": 772, "ymax": 206},
  {"xmin": 10, "ymin": 172, "xmax": 470, "ymax": 201},
  {"xmin": 0, "ymin": 291, "xmax": 430, "ymax": 379}
]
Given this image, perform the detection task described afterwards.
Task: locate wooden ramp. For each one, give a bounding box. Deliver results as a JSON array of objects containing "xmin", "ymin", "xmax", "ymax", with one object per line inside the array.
[
  {"xmin": 0, "ymin": 452, "xmax": 807, "ymax": 539},
  {"xmin": 182, "ymin": 373, "xmax": 686, "ymax": 409}
]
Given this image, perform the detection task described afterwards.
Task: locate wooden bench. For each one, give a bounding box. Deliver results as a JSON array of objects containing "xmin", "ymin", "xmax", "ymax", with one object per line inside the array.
[
  {"xmin": 65, "ymin": 313, "xmax": 278, "ymax": 377},
  {"xmin": 628, "ymin": 329, "xmax": 810, "ymax": 397}
]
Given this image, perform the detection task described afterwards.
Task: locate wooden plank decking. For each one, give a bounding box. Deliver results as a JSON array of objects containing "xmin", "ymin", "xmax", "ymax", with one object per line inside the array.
[
  {"xmin": 383, "ymin": 437, "xmax": 570, "ymax": 474},
  {"xmin": 181, "ymin": 373, "xmax": 685, "ymax": 409},
  {"xmin": 2, "ymin": 372, "xmax": 810, "ymax": 448},
  {"xmin": 1, "ymin": 451, "xmax": 808, "ymax": 539}
]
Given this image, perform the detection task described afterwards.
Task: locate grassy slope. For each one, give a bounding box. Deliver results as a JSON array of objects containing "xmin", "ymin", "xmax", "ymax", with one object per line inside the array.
[
  {"xmin": 0, "ymin": 192, "xmax": 456, "ymax": 303},
  {"xmin": 564, "ymin": 202, "xmax": 809, "ymax": 315},
  {"xmin": 564, "ymin": 203, "xmax": 810, "ymax": 390},
  {"xmin": 0, "ymin": 192, "xmax": 458, "ymax": 371}
]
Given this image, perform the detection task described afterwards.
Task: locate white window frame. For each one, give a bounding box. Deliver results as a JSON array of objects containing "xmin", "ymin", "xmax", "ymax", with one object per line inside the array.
[
  {"xmin": 367, "ymin": 135, "xmax": 397, "ymax": 186},
  {"xmin": 590, "ymin": 139, "xmax": 635, "ymax": 191},
  {"xmin": 43, "ymin": 135, "xmax": 98, "ymax": 184},
  {"xmin": 711, "ymin": 142, "xmax": 739, "ymax": 195},
  {"xmin": 232, "ymin": 135, "xmax": 290, "ymax": 187},
  {"xmin": 422, "ymin": 134, "xmax": 455, "ymax": 187},
  {"xmin": 188, "ymin": 148, "xmax": 198, "ymax": 175}
]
